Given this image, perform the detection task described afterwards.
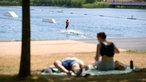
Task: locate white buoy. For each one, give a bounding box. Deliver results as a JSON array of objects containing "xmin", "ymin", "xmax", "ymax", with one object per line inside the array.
[
  {"xmin": 42, "ymin": 18, "xmax": 56, "ymax": 23},
  {"xmin": 7, "ymin": 11, "xmax": 19, "ymax": 18}
]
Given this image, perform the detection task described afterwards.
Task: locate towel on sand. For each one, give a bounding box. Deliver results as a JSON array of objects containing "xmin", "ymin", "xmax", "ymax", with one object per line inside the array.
[{"xmin": 41, "ymin": 65, "xmax": 134, "ymax": 76}]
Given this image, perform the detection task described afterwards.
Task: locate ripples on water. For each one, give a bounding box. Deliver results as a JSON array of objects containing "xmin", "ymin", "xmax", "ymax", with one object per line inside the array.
[{"xmin": 0, "ymin": 6, "xmax": 146, "ymax": 41}]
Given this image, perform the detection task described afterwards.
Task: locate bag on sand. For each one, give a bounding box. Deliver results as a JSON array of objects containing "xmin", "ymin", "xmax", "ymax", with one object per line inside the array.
[{"xmin": 115, "ymin": 60, "xmax": 127, "ymax": 70}]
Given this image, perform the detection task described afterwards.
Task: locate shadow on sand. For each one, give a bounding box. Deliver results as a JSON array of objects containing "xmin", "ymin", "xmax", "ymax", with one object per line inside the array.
[{"xmin": 0, "ymin": 68, "xmax": 146, "ymax": 82}]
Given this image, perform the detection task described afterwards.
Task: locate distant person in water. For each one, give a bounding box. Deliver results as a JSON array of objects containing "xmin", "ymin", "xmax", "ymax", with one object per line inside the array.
[{"xmin": 65, "ymin": 19, "xmax": 69, "ymax": 30}]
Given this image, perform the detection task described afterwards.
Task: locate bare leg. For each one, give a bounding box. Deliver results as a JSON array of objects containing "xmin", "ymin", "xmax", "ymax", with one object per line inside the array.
[
  {"xmin": 54, "ymin": 60, "xmax": 72, "ymax": 75},
  {"xmin": 49, "ymin": 65, "xmax": 55, "ymax": 68}
]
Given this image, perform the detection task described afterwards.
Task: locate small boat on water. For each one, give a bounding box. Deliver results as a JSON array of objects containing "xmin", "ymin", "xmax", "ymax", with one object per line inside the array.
[
  {"xmin": 42, "ymin": 18, "xmax": 56, "ymax": 23},
  {"xmin": 5, "ymin": 11, "xmax": 19, "ymax": 18}
]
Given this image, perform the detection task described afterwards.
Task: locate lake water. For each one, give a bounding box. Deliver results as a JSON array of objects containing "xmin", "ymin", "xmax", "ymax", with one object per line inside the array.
[{"xmin": 0, "ymin": 6, "xmax": 146, "ymax": 41}]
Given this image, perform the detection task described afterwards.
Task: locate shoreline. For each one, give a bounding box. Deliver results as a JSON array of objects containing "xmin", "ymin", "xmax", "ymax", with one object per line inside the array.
[
  {"xmin": 75, "ymin": 37, "xmax": 146, "ymax": 52},
  {"xmin": 0, "ymin": 37, "xmax": 146, "ymax": 42},
  {"xmin": 0, "ymin": 37, "xmax": 146, "ymax": 52}
]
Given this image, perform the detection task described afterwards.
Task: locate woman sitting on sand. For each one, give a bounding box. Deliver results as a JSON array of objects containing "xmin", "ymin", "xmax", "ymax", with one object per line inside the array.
[{"xmin": 95, "ymin": 32, "xmax": 120, "ymax": 70}]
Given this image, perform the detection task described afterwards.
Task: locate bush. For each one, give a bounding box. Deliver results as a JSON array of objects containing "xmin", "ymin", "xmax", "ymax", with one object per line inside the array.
[
  {"xmin": 32, "ymin": 0, "xmax": 85, "ymax": 7},
  {"xmin": 70, "ymin": 0, "xmax": 85, "ymax": 7},
  {"xmin": 0, "ymin": 0, "xmax": 109, "ymax": 8},
  {"xmin": 85, "ymin": 0, "xmax": 96, "ymax": 3},
  {"xmin": 0, "ymin": 1, "xmax": 19, "ymax": 6},
  {"xmin": 82, "ymin": 2, "xmax": 110, "ymax": 8}
]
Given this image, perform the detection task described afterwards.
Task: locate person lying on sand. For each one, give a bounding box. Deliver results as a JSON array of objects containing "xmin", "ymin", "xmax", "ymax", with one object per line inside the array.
[{"xmin": 54, "ymin": 57, "xmax": 86, "ymax": 76}]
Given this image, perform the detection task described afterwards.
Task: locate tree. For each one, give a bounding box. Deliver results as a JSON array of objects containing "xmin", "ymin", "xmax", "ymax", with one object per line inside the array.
[
  {"xmin": 19, "ymin": 0, "xmax": 31, "ymax": 77},
  {"xmin": 86, "ymin": 0, "xmax": 96, "ymax": 3}
]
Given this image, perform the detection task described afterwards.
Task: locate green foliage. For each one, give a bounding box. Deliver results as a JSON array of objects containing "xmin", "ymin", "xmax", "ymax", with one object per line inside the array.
[
  {"xmin": 85, "ymin": 0, "xmax": 96, "ymax": 3},
  {"xmin": 0, "ymin": 1, "xmax": 19, "ymax": 6},
  {"xmin": 82, "ymin": 2, "xmax": 110, "ymax": 8},
  {"xmin": 32, "ymin": 0, "xmax": 86, "ymax": 7},
  {"xmin": 0, "ymin": 0, "xmax": 109, "ymax": 8},
  {"xmin": 69, "ymin": 0, "xmax": 86, "ymax": 7}
]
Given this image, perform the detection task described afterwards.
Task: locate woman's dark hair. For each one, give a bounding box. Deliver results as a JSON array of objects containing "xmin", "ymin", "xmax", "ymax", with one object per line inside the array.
[{"xmin": 97, "ymin": 32, "xmax": 106, "ymax": 39}]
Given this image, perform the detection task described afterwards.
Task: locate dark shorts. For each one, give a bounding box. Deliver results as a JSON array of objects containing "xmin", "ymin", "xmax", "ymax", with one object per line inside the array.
[
  {"xmin": 65, "ymin": 25, "xmax": 68, "ymax": 29},
  {"xmin": 62, "ymin": 60, "xmax": 77, "ymax": 70}
]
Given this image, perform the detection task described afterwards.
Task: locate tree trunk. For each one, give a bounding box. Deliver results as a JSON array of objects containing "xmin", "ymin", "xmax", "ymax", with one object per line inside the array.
[{"xmin": 19, "ymin": 0, "xmax": 31, "ymax": 77}]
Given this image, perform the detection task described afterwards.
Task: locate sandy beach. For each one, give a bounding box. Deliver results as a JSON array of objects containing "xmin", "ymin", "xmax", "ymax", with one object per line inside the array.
[
  {"xmin": 0, "ymin": 39, "xmax": 146, "ymax": 74},
  {"xmin": 0, "ymin": 39, "xmax": 128, "ymax": 56},
  {"xmin": 2, "ymin": 37, "xmax": 146, "ymax": 56},
  {"xmin": 0, "ymin": 40, "xmax": 96, "ymax": 56},
  {"xmin": 0, "ymin": 38, "xmax": 146, "ymax": 82}
]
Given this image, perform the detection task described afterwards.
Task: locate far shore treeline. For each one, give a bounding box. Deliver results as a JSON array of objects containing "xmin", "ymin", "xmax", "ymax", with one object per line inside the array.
[{"xmin": 0, "ymin": 0, "xmax": 110, "ymax": 8}]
